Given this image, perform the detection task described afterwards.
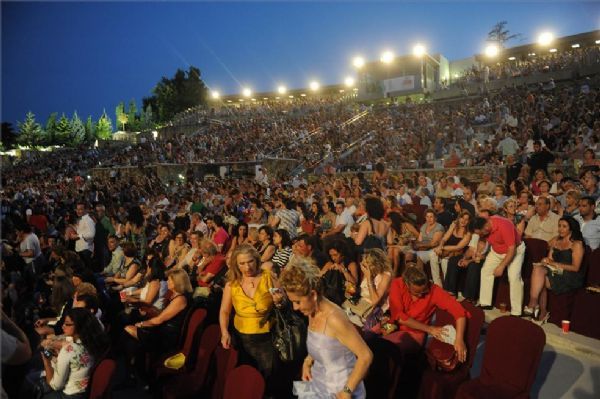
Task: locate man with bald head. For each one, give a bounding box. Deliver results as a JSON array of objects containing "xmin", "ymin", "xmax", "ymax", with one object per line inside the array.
[{"xmin": 524, "ymin": 197, "xmax": 559, "ymax": 242}]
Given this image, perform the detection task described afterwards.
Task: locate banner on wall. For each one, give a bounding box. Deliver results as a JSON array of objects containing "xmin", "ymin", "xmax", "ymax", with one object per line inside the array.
[{"xmin": 382, "ymin": 75, "xmax": 416, "ymax": 95}]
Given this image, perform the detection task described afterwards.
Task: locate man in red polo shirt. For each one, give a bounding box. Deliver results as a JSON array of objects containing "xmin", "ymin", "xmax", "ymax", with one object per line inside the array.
[
  {"xmin": 473, "ymin": 215, "xmax": 525, "ymax": 316},
  {"xmin": 386, "ymin": 266, "xmax": 468, "ymax": 362}
]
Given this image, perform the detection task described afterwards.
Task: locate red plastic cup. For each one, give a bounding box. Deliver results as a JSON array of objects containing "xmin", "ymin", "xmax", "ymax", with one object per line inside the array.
[
  {"xmin": 119, "ymin": 291, "xmax": 127, "ymax": 302},
  {"xmin": 562, "ymin": 320, "xmax": 570, "ymax": 334}
]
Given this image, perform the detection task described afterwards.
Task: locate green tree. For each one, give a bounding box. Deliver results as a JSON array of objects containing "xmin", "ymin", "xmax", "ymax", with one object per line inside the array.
[
  {"xmin": 1, "ymin": 122, "xmax": 19, "ymax": 149},
  {"xmin": 116, "ymin": 101, "xmax": 127, "ymax": 131},
  {"xmin": 145, "ymin": 66, "xmax": 208, "ymax": 123},
  {"xmin": 487, "ymin": 21, "xmax": 523, "ymax": 48},
  {"xmin": 71, "ymin": 111, "xmax": 86, "ymax": 145},
  {"xmin": 96, "ymin": 110, "xmax": 113, "ymax": 139},
  {"xmin": 45, "ymin": 112, "xmax": 58, "ymax": 145},
  {"xmin": 55, "ymin": 113, "xmax": 72, "ymax": 145},
  {"xmin": 17, "ymin": 111, "xmax": 44, "ymax": 147},
  {"xmin": 139, "ymin": 104, "xmax": 154, "ymax": 130},
  {"xmin": 85, "ymin": 116, "xmax": 95, "ymax": 143},
  {"xmin": 127, "ymin": 99, "xmax": 138, "ymax": 131}
]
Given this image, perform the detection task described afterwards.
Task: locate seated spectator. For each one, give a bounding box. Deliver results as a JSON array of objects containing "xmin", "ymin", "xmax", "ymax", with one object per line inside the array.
[
  {"xmin": 473, "ymin": 215, "xmax": 525, "ymax": 316},
  {"xmin": 101, "ymin": 235, "xmax": 124, "ymax": 277},
  {"xmin": 525, "ymin": 216, "xmax": 585, "ymax": 323},
  {"xmin": 576, "ymin": 196, "xmax": 600, "ymax": 250},
  {"xmin": 35, "ymin": 275, "xmax": 75, "ymax": 337},
  {"xmin": 384, "ymin": 266, "xmax": 467, "ymax": 361},
  {"xmin": 429, "ymin": 211, "xmax": 473, "ymax": 287},
  {"xmin": 207, "ymin": 215, "xmax": 229, "ymax": 253},
  {"xmin": 176, "ymin": 231, "xmax": 203, "ymax": 269},
  {"xmin": 192, "ymin": 239, "xmax": 227, "ymax": 287},
  {"xmin": 387, "ymin": 212, "xmax": 419, "ymax": 277},
  {"xmin": 524, "ymin": 197, "xmax": 560, "ymax": 242},
  {"xmin": 320, "ymin": 239, "xmax": 359, "ymax": 305},
  {"xmin": 562, "ymin": 190, "xmax": 581, "ymax": 218},
  {"xmin": 477, "ymin": 172, "xmax": 496, "ymax": 196},
  {"xmin": 493, "ymin": 184, "xmax": 508, "ymax": 208},
  {"xmin": 257, "ymin": 225, "xmax": 276, "ymax": 262},
  {"xmin": 435, "ymin": 177, "xmax": 453, "ymax": 199},
  {"xmin": 125, "ymin": 269, "xmax": 191, "ymax": 356},
  {"xmin": 353, "ymin": 196, "xmax": 389, "ymax": 251},
  {"xmin": 501, "ymin": 198, "xmax": 526, "ymax": 235},
  {"xmin": 433, "ymin": 197, "xmax": 454, "ymax": 230},
  {"xmin": 226, "ymin": 222, "xmax": 249, "ymax": 260},
  {"xmin": 122, "ymin": 255, "xmax": 168, "ymax": 318},
  {"xmin": 164, "ymin": 231, "xmax": 190, "ymax": 269},
  {"xmin": 270, "ymin": 229, "xmax": 293, "ymax": 274},
  {"xmin": 148, "ymin": 223, "xmax": 172, "ymax": 262},
  {"xmin": 291, "ymin": 233, "xmax": 328, "ymax": 269},
  {"xmin": 39, "ymin": 308, "xmax": 108, "ymax": 399},
  {"xmin": 318, "ymin": 201, "xmax": 337, "ymax": 235},
  {"xmin": 446, "ymin": 231, "xmax": 488, "ymax": 303},
  {"xmin": 346, "ymin": 248, "xmax": 392, "ymax": 328},
  {"xmin": 105, "ymin": 242, "xmax": 144, "ymax": 290},
  {"xmin": 404, "ymin": 209, "xmax": 444, "ymax": 269}
]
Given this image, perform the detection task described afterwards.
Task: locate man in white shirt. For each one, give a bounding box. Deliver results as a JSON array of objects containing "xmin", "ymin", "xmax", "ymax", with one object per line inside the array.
[
  {"xmin": 71, "ymin": 202, "xmax": 96, "ymax": 269},
  {"xmin": 17, "ymin": 223, "xmax": 42, "ymax": 278},
  {"xmin": 496, "ymin": 134, "xmax": 520, "ymax": 157},
  {"xmin": 576, "ymin": 197, "xmax": 600, "ymax": 250},
  {"xmin": 524, "ymin": 197, "xmax": 560, "ymax": 243},
  {"xmin": 325, "ymin": 200, "xmax": 354, "ymax": 238}
]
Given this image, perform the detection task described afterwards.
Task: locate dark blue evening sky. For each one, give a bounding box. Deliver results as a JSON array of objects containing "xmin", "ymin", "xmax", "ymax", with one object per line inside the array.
[{"xmin": 2, "ymin": 1, "xmax": 599, "ymax": 126}]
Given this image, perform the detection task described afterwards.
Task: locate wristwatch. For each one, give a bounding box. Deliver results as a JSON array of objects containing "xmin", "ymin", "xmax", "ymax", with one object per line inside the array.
[{"xmin": 342, "ymin": 385, "xmax": 353, "ymax": 394}]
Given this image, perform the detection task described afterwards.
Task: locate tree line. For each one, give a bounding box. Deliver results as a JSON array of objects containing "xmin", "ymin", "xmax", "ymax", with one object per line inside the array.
[{"xmin": 2, "ymin": 65, "xmax": 208, "ymax": 149}]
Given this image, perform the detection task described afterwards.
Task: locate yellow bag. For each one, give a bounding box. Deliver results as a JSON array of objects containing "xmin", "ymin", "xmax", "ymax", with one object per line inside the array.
[{"xmin": 163, "ymin": 352, "xmax": 186, "ymax": 370}]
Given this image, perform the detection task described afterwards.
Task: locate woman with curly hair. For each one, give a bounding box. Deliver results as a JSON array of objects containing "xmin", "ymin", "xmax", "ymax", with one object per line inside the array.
[{"xmin": 40, "ymin": 307, "xmax": 109, "ymax": 398}]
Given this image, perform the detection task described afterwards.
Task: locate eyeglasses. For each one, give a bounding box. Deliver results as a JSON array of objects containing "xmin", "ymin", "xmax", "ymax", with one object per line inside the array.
[{"xmin": 63, "ymin": 322, "xmax": 74, "ymax": 327}]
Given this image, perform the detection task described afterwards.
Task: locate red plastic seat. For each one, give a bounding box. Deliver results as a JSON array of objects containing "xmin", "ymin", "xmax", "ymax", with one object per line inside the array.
[
  {"xmin": 584, "ymin": 248, "xmax": 600, "ymax": 286},
  {"xmin": 88, "ymin": 358, "xmax": 117, "ymax": 399},
  {"xmin": 162, "ymin": 324, "xmax": 222, "ymax": 399},
  {"xmin": 522, "ymin": 238, "xmax": 548, "ymax": 279},
  {"xmin": 456, "ymin": 316, "xmax": 545, "ymax": 399},
  {"xmin": 222, "ymin": 365, "xmax": 265, "ymax": 399},
  {"xmin": 211, "ymin": 345, "xmax": 239, "ymax": 399},
  {"xmin": 419, "ymin": 301, "xmax": 485, "ymax": 399},
  {"xmin": 155, "ymin": 307, "xmax": 208, "ymax": 378},
  {"xmin": 364, "ymin": 337, "xmax": 404, "ymax": 399}
]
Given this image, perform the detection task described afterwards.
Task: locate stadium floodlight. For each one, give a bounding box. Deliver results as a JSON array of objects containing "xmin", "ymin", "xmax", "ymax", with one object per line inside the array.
[
  {"xmin": 309, "ymin": 81, "xmax": 320, "ymax": 91},
  {"xmin": 211, "ymin": 91, "xmax": 220, "ymax": 99},
  {"xmin": 413, "ymin": 44, "xmax": 426, "ymax": 57},
  {"xmin": 484, "ymin": 44, "xmax": 499, "ymax": 58},
  {"xmin": 380, "ymin": 50, "xmax": 394, "ymax": 64},
  {"xmin": 571, "ymin": 43, "xmax": 580, "ymax": 48},
  {"xmin": 242, "ymin": 87, "xmax": 252, "ymax": 97},
  {"xmin": 278, "ymin": 85, "xmax": 287, "ymax": 94},
  {"xmin": 300, "ymin": 93, "xmax": 306, "ymax": 97},
  {"xmin": 352, "ymin": 56, "xmax": 365, "ymax": 69},
  {"xmin": 538, "ymin": 32, "xmax": 554, "ymax": 46},
  {"xmin": 508, "ymin": 56, "xmax": 516, "ymax": 61},
  {"xmin": 549, "ymin": 48, "xmax": 557, "ymax": 53},
  {"xmin": 596, "ymin": 40, "xmax": 600, "ymax": 44},
  {"xmin": 344, "ymin": 76, "xmax": 355, "ymax": 87}
]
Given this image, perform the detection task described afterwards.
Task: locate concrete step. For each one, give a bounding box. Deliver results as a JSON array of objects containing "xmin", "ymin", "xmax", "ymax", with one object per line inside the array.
[{"xmin": 482, "ymin": 307, "xmax": 600, "ymax": 362}]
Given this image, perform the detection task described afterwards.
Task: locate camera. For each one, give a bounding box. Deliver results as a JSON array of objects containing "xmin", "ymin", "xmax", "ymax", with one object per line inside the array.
[{"xmin": 41, "ymin": 348, "xmax": 54, "ymax": 359}]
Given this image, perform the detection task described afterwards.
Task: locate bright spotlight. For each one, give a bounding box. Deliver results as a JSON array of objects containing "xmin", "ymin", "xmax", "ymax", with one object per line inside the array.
[
  {"xmin": 242, "ymin": 88, "xmax": 252, "ymax": 97},
  {"xmin": 211, "ymin": 91, "xmax": 220, "ymax": 99},
  {"xmin": 344, "ymin": 76, "xmax": 355, "ymax": 87},
  {"xmin": 277, "ymin": 85, "xmax": 287, "ymax": 94},
  {"xmin": 508, "ymin": 56, "xmax": 516, "ymax": 61},
  {"xmin": 549, "ymin": 48, "xmax": 557, "ymax": 53},
  {"xmin": 571, "ymin": 43, "xmax": 580, "ymax": 48},
  {"xmin": 352, "ymin": 56, "xmax": 365, "ymax": 69},
  {"xmin": 484, "ymin": 44, "xmax": 499, "ymax": 58},
  {"xmin": 380, "ymin": 50, "xmax": 394, "ymax": 64},
  {"xmin": 413, "ymin": 44, "xmax": 426, "ymax": 57},
  {"xmin": 309, "ymin": 81, "xmax": 320, "ymax": 91},
  {"xmin": 538, "ymin": 32, "xmax": 554, "ymax": 46}
]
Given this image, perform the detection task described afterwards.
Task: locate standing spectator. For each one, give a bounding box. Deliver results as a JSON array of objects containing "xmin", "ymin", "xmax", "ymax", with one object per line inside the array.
[
  {"xmin": 16, "ymin": 223, "xmax": 42, "ymax": 277},
  {"xmin": 497, "ymin": 133, "xmax": 520, "ymax": 157},
  {"xmin": 70, "ymin": 202, "xmax": 95, "ymax": 270},
  {"xmin": 473, "ymin": 215, "xmax": 525, "ymax": 316},
  {"xmin": 271, "ymin": 196, "xmax": 300, "ymax": 240},
  {"xmin": 527, "ymin": 140, "xmax": 555, "ymax": 177},
  {"xmin": 93, "ymin": 204, "xmax": 114, "ymax": 270}
]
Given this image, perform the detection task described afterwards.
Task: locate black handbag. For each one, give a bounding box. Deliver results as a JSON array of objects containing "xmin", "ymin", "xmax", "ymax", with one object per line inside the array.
[{"xmin": 263, "ymin": 303, "xmax": 307, "ymax": 363}]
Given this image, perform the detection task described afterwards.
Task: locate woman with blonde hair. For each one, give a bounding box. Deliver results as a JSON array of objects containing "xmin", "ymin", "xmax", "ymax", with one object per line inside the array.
[
  {"xmin": 124, "ymin": 268, "xmax": 191, "ymax": 356},
  {"xmin": 280, "ymin": 258, "xmax": 372, "ymax": 398},
  {"xmin": 219, "ymin": 244, "xmax": 278, "ymax": 380}
]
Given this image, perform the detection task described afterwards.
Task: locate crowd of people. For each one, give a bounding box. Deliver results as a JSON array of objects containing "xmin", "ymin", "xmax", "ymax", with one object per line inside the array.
[{"xmin": 2, "ymin": 63, "xmax": 600, "ymax": 399}]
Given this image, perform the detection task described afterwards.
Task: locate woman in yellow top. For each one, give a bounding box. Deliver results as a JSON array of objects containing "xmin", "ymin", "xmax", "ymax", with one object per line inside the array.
[{"xmin": 219, "ymin": 243, "xmax": 278, "ymax": 379}]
